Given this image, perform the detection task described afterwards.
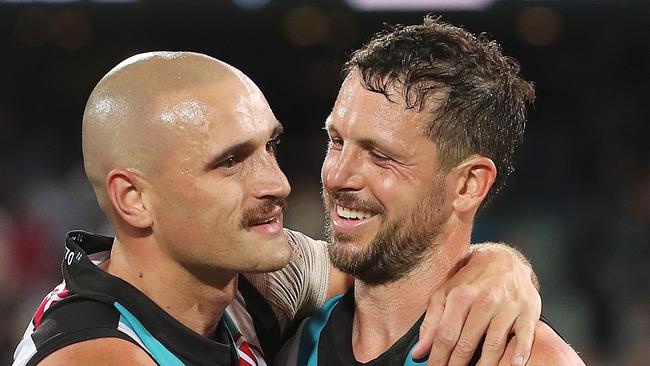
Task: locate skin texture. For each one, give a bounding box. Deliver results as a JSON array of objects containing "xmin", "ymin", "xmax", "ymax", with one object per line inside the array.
[
  {"xmin": 497, "ymin": 322, "xmax": 586, "ymax": 366},
  {"xmin": 321, "ymin": 72, "xmax": 583, "ymax": 366}
]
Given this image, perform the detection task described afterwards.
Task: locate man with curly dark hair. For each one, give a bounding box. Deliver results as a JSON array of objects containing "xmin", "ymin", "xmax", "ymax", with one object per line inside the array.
[{"xmin": 278, "ymin": 16, "xmax": 584, "ymax": 366}]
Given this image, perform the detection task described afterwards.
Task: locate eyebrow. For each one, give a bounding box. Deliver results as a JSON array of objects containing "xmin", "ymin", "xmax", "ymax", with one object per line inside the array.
[
  {"xmin": 204, "ymin": 124, "xmax": 283, "ymax": 171},
  {"xmin": 324, "ymin": 114, "xmax": 334, "ymax": 132}
]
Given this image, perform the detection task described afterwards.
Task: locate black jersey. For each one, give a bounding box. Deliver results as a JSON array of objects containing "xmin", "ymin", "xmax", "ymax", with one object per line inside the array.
[
  {"xmin": 277, "ymin": 288, "xmax": 571, "ymax": 366},
  {"xmin": 13, "ymin": 231, "xmax": 280, "ymax": 366},
  {"xmin": 278, "ymin": 289, "xmax": 567, "ymax": 366},
  {"xmin": 277, "ymin": 290, "xmax": 470, "ymax": 366}
]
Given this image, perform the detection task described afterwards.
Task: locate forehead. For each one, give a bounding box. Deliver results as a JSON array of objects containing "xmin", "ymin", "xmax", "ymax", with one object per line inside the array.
[
  {"xmin": 149, "ymin": 77, "xmax": 278, "ymax": 160},
  {"xmin": 327, "ymin": 74, "xmax": 429, "ymax": 141}
]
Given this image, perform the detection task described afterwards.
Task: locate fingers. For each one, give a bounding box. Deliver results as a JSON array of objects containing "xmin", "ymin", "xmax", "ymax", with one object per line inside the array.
[
  {"xmin": 449, "ymin": 293, "xmax": 506, "ymax": 366},
  {"xmin": 506, "ymin": 290, "xmax": 541, "ymax": 366},
  {"xmin": 412, "ymin": 291, "xmax": 446, "ymax": 359},
  {"xmin": 476, "ymin": 301, "xmax": 539, "ymax": 366},
  {"xmin": 446, "ymin": 298, "xmax": 495, "ymax": 366},
  {"xmin": 426, "ymin": 286, "xmax": 475, "ymax": 366},
  {"xmin": 508, "ymin": 313, "xmax": 538, "ymax": 366},
  {"xmin": 475, "ymin": 307, "xmax": 516, "ymax": 366}
]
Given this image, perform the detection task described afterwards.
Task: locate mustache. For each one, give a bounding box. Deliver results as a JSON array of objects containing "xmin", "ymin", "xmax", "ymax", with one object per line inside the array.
[
  {"xmin": 324, "ymin": 190, "xmax": 384, "ymax": 216},
  {"xmin": 240, "ymin": 198, "xmax": 287, "ymax": 228}
]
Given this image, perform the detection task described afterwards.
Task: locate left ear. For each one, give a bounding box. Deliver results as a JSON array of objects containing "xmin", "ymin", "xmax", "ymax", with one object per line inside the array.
[{"xmin": 450, "ymin": 156, "xmax": 496, "ymax": 213}]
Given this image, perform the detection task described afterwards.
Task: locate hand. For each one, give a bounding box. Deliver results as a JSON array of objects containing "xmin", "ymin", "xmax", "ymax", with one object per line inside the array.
[{"xmin": 412, "ymin": 243, "xmax": 541, "ymax": 366}]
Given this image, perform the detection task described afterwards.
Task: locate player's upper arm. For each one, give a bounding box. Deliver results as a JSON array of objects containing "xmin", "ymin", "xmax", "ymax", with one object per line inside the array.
[
  {"xmin": 326, "ymin": 266, "xmax": 354, "ymax": 299},
  {"xmin": 499, "ymin": 321, "xmax": 585, "ymax": 366},
  {"xmin": 243, "ymin": 229, "xmax": 332, "ymax": 330},
  {"xmin": 38, "ymin": 338, "xmax": 155, "ymax": 366}
]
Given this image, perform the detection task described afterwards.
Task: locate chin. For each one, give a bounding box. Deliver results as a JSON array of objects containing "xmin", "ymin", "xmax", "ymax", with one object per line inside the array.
[
  {"xmin": 333, "ymin": 231, "xmax": 374, "ymax": 251},
  {"xmin": 245, "ymin": 237, "xmax": 293, "ymax": 273}
]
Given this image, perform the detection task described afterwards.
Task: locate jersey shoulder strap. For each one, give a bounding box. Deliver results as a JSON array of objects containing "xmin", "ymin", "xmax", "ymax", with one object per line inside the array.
[
  {"xmin": 295, "ymin": 294, "xmax": 343, "ymax": 366},
  {"xmin": 22, "ymin": 298, "xmax": 143, "ymax": 366}
]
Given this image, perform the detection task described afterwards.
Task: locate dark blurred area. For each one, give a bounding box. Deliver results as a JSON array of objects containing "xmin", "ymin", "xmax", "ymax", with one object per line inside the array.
[{"xmin": 0, "ymin": 0, "xmax": 648, "ymax": 365}]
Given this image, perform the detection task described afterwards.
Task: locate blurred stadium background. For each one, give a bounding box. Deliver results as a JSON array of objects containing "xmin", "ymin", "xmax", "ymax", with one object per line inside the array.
[{"xmin": 0, "ymin": 0, "xmax": 648, "ymax": 365}]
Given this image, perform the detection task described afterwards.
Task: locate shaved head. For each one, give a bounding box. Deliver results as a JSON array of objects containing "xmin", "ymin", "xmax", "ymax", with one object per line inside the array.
[
  {"xmin": 82, "ymin": 51, "xmax": 291, "ymax": 273},
  {"xmin": 82, "ymin": 52, "xmax": 257, "ymax": 213}
]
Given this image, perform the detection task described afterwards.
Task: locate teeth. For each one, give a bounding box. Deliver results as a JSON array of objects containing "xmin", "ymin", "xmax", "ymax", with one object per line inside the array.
[
  {"xmin": 253, "ymin": 216, "xmax": 275, "ymax": 225},
  {"xmin": 336, "ymin": 205, "xmax": 373, "ymax": 220}
]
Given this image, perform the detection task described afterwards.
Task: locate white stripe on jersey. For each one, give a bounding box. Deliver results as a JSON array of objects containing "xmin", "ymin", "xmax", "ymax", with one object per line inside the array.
[
  {"xmin": 226, "ymin": 290, "xmax": 268, "ymax": 366},
  {"xmin": 239, "ymin": 351, "xmax": 257, "ymax": 366},
  {"xmin": 12, "ymin": 322, "xmax": 36, "ymax": 366},
  {"xmin": 117, "ymin": 320, "xmax": 150, "ymax": 354},
  {"xmin": 225, "ymin": 290, "xmax": 264, "ymax": 352}
]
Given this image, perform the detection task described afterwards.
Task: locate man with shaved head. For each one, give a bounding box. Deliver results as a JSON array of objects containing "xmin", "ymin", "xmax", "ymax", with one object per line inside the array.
[{"xmin": 13, "ymin": 51, "xmax": 541, "ymax": 366}]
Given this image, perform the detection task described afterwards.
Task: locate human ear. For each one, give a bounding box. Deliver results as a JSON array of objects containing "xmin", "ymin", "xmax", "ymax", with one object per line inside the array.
[
  {"xmin": 106, "ymin": 169, "xmax": 154, "ymax": 229},
  {"xmin": 451, "ymin": 156, "xmax": 496, "ymax": 213}
]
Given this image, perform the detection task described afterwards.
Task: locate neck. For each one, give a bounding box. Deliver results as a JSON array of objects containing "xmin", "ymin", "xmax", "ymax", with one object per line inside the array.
[
  {"xmin": 104, "ymin": 235, "xmax": 236, "ymax": 337},
  {"xmin": 351, "ymin": 220, "xmax": 471, "ymax": 362}
]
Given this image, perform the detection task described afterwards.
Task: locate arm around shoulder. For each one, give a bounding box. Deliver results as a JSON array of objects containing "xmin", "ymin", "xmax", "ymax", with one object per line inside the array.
[{"xmin": 38, "ymin": 338, "xmax": 156, "ymax": 366}]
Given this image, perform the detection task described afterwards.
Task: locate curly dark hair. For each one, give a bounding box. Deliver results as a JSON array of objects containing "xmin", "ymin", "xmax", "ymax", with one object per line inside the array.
[{"xmin": 343, "ymin": 15, "xmax": 535, "ymax": 203}]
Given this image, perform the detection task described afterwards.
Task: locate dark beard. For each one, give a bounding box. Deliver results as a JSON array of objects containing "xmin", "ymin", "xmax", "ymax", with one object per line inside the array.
[{"xmin": 325, "ymin": 186, "xmax": 446, "ymax": 286}]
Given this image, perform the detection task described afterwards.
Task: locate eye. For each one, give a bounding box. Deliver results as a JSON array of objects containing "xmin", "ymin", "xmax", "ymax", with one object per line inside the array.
[
  {"xmin": 328, "ymin": 137, "xmax": 343, "ymax": 150},
  {"xmin": 370, "ymin": 151, "xmax": 392, "ymax": 163},
  {"xmin": 219, "ymin": 155, "xmax": 238, "ymax": 169},
  {"xmin": 266, "ymin": 136, "xmax": 281, "ymax": 155}
]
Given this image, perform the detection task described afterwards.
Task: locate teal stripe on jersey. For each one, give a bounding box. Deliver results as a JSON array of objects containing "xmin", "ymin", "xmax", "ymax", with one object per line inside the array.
[
  {"xmin": 114, "ymin": 302, "xmax": 184, "ymax": 366},
  {"xmin": 297, "ymin": 294, "xmax": 343, "ymax": 366},
  {"xmin": 294, "ymin": 294, "xmax": 428, "ymax": 366}
]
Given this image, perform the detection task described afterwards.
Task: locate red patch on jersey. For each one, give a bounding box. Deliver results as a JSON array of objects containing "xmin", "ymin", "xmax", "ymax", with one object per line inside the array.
[
  {"xmin": 234, "ymin": 332, "xmax": 267, "ymax": 366},
  {"xmin": 33, "ymin": 282, "xmax": 71, "ymax": 328}
]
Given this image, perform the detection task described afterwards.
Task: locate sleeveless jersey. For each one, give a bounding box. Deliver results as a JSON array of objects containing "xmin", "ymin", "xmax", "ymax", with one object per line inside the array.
[{"xmin": 13, "ymin": 231, "xmax": 284, "ymax": 366}]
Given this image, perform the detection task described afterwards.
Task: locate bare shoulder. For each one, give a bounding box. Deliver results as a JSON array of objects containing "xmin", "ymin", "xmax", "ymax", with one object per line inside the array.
[
  {"xmin": 38, "ymin": 338, "xmax": 155, "ymax": 366},
  {"xmin": 499, "ymin": 320, "xmax": 585, "ymax": 366}
]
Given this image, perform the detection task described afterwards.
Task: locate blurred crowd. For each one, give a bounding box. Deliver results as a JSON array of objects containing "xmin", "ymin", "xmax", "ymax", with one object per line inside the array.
[{"xmin": 0, "ymin": 2, "xmax": 648, "ymax": 365}]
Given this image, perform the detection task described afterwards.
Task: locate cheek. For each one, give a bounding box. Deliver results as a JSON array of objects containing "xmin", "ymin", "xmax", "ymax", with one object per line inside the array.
[
  {"xmin": 370, "ymin": 172, "xmax": 399, "ymax": 211},
  {"xmin": 321, "ymin": 152, "xmax": 336, "ymax": 185},
  {"xmin": 160, "ymin": 177, "xmax": 243, "ymax": 227},
  {"xmin": 370, "ymin": 169, "xmax": 423, "ymax": 216},
  {"xmin": 194, "ymin": 180, "xmax": 244, "ymax": 224}
]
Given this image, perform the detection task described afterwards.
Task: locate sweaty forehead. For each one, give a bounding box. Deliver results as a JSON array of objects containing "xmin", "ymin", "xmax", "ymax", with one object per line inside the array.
[
  {"xmin": 147, "ymin": 76, "xmax": 278, "ymax": 162},
  {"xmin": 328, "ymin": 74, "xmax": 427, "ymax": 137},
  {"xmin": 149, "ymin": 75, "xmax": 273, "ymax": 130}
]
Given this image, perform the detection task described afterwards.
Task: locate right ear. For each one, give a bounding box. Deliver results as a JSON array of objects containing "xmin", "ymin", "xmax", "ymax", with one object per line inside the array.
[{"xmin": 106, "ymin": 169, "xmax": 153, "ymax": 229}]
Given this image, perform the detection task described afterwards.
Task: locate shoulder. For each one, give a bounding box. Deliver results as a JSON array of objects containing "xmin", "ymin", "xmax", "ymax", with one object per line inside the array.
[
  {"xmin": 499, "ymin": 321, "xmax": 585, "ymax": 366},
  {"xmin": 38, "ymin": 338, "xmax": 155, "ymax": 366}
]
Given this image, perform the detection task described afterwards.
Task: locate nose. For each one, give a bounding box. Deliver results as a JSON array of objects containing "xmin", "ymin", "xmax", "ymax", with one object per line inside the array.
[
  {"xmin": 249, "ymin": 153, "xmax": 291, "ymax": 200},
  {"xmin": 322, "ymin": 147, "xmax": 364, "ymax": 192}
]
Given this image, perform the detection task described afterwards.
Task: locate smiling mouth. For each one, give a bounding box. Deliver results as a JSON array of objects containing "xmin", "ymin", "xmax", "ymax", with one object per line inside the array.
[
  {"xmin": 335, "ymin": 205, "xmax": 376, "ymax": 220},
  {"xmin": 247, "ymin": 206, "xmax": 284, "ymax": 237}
]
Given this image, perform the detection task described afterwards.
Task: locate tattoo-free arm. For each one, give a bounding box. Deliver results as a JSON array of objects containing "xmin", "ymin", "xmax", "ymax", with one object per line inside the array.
[{"xmin": 413, "ymin": 243, "xmax": 541, "ymax": 366}]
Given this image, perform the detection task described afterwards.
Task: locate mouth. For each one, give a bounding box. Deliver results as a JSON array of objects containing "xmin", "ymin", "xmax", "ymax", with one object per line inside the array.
[
  {"xmin": 336, "ymin": 205, "xmax": 375, "ymax": 220},
  {"xmin": 331, "ymin": 204, "xmax": 379, "ymax": 233},
  {"xmin": 248, "ymin": 205, "xmax": 284, "ymax": 237}
]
